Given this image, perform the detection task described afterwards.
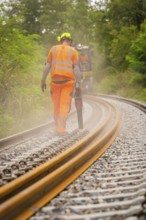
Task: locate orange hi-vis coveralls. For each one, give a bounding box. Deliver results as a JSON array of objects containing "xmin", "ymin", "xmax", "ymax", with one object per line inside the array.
[{"xmin": 48, "ymin": 44, "xmax": 79, "ymax": 134}]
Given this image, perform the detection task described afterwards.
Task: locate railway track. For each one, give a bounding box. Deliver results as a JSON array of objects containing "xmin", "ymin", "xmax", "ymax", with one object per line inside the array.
[
  {"xmin": 30, "ymin": 96, "xmax": 146, "ymax": 220},
  {"xmin": 0, "ymin": 96, "xmax": 120, "ymax": 220},
  {"xmin": 0, "ymin": 95, "xmax": 146, "ymax": 220}
]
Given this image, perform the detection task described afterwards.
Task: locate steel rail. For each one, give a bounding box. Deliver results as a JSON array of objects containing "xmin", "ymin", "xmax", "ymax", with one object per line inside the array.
[
  {"xmin": 0, "ymin": 97, "xmax": 121, "ymax": 220},
  {"xmin": 0, "ymin": 122, "xmax": 53, "ymax": 148},
  {"xmin": 95, "ymin": 93, "xmax": 146, "ymax": 113}
]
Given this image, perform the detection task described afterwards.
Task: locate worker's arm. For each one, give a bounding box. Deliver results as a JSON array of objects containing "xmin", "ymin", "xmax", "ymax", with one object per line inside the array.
[
  {"xmin": 74, "ymin": 64, "xmax": 81, "ymax": 81},
  {"xmin": 42, "ymin": 61, "xmax": 51, "ymax": 81},
  {"xmin": 41, "ymin": 61, "xmax": 51, "ymax": 92},
  {"xmin": 72, "ymin": 48, "xmax": 81, "ymax": 81},
  {"xmin": 41, "ymin": 48, "xmax": 52, "ymax": 92}
]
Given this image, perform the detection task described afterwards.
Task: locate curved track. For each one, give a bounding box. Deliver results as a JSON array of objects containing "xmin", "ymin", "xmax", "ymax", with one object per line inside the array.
[
  {"xmin": 0, "ymin": 94, "xmax": 146, "ymax": 220},
  {"xmin": 30, "ymin": 95, "xmax": 146, "ymax": 220},
  {"xmin": 0, "ymin": 96, "xmax": 120, "ymax": 220}
]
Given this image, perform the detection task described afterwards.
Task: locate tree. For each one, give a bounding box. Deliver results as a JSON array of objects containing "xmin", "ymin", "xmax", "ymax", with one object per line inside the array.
[
  {"xmin": 126, "ymin": 21, "xmax": 146, "ymax": 76},
  {"xmin": 107, "ymin": 0, "xmax": 146, "ymax": 30},
  {"xmin": 0, "ymin": 16, "xmax": 40, "ymax": 110},
  {"xmin": 109, "ymin": 25, "xmax": 138, "ymax": 70}
]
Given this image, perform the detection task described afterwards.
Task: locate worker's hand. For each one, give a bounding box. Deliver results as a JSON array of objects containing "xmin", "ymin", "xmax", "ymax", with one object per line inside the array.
[
  {"xmin": 75, "ymin": 81, "xmax": 81, "ymax": 89},
  {"xmin": 41, "ymin": 80, "xmax": 46, "ymax": 92},
  {"xmin": 75, "ymin": 81, "xmax": 82, "ymax": 91},
  {"xmin": 74, "ymin": 81, "xmax": 82, "ymax": 98}
]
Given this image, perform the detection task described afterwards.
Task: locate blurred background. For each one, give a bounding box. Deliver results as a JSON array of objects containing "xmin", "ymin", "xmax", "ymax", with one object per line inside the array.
[{"xmin": 0, "ymin": 0, "xmax": 146, "ymax": 138}]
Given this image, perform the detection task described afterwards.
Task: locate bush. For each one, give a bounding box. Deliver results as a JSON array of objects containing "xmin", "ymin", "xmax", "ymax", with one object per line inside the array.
[
  {"xmin": 0, "ymin": 18, "xmax": 52, "ymax": 138},
  {"xmin": 95, "ymin": 70, "xmax": 146, "ymax": 102},
  {"xmin": 126, "ymin": 21, "xmax": 146, "ymax": 76}
]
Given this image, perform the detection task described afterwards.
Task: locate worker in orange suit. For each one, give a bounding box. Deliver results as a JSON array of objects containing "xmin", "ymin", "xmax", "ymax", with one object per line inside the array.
[{"xmin": 41, "ymin": 33, "xmax": 81, "ymax": 136}]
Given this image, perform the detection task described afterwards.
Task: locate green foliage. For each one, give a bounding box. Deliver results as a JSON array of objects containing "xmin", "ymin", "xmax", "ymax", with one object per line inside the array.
[
  {"xmin": 92, "ymin": 0, "xmax": 146, "ymax": 71},
  {"xmin": 63, "ymin": 0, "xmax": 92, "ymax": 43},
  {"xmin": 106, "ymin": 0, "xmax": 146, "ymax": 30},
  {"xmin": 96, "ymin": 71, "xmax": 146, "ymax": 101},
  {"xmin": 0, "ymin": 16, "xmax": 52, "ymax": 138},
  {"xmin": 126, "ymin": 21, "xmax": 146, "ymax": 76},
  {"xmin": 109, "ymin": 26, "xmax": 138, "ymax": 70},
  {"xmin": 40, "ymin": 0, "xmax": 71, "ymax": 41},
  {"xmin": 0, "ymin": 17, "xmax": 39, "ymax": 104}
]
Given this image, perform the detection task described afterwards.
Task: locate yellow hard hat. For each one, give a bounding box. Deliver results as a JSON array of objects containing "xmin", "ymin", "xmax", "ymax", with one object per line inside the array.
[{"xmin": 57, "ymin": 32, "xmax": 72, "ymax": 42}]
